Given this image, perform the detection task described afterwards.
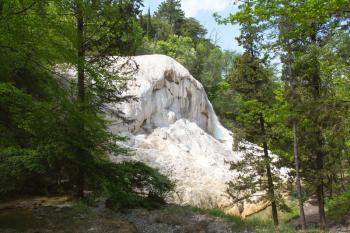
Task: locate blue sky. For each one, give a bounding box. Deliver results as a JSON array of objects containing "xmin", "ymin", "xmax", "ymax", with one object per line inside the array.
[{"xmin": 142, "ymin": 0, "xmax": 242, "ymax": 53}]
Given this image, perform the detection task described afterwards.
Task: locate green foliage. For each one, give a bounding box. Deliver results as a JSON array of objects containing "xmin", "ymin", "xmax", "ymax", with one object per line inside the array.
[
  {"xmin": 104, "ymin": 161, "xmax": 175, "ymax": 210},
  {"xmin": 230, "ymin": 54, "xmax": 275, "ymax": 105},
  {"xmin": 249, "ymin": 198, "xmax": 299, "ymax": 224},
  {"xmin": 139, "ymin": 35, "xmax": 197, "ymax": 74},
  {"xmin": 138, "ymin": 0, "xmax": 237, "ymax": 106},
  {"xmin": 200, "ymin": 48, "xmax": 233, "ymax": 96},
  {"xmin": 0, "ymin": 0, "xmax": 174, "ymax": 208},
  {"xmin": 220, "ymin": 0, "xmax": 350, "ymax": 228},
  {"xmin": 180, "ymin": 17, "xmax": 207, "ymax": 41},
  {"xmin": 225, "ymin": 3, "xmax": 283, "ymax": 216},
  {"xmin": 155, "ymin": 35, "xmax": 198, "ymax": 73},
  {"xmin": 326, "ymin": 186, "xmax": 350, "ymax": 222},
  {"xmin": 155, "ymin": 0, "xmax": 185, "ymax": 34},
  {"xmin": 192, "ymin": 207, "xmax": 296, "ymax": 233},
  {"xmin": 141, "ymin": 16, "xmax": 174, "ymax": 40},
  {"xmin": 0, "ymin": 77, "xmax": 126, "ymax": 197},
  {"xmin": 0, "ymin": 79, "xmax": 66, "ymax": 195}
]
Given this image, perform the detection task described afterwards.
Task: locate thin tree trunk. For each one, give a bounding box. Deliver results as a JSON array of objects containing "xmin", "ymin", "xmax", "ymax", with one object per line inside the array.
[
  {"xmin": 76, "ymin": 1, "xmax": 85, "ymax": 104},
  {"xmin": 313, "ymin": 122, "xmax": 326, "ymax": 229},
  {"xmin": 317, "ymin": 183, "xmax": 326, "ymax": 228},
  {"xmin": 328, "ymin": 174, "xmax": 333, "ymax": 198},
  {"xmin": 147, "ymin": 7, "xmax": 151, "ymax": 39},
  {"xmin": 316, "ymin": 147, "xmax": 327, "ymax": 229},
  {"xmin": 259, "ymin": 115, "xmax": 279, "ymax": 226},
  {"xmin": 293, "ymin": 122, "xmax": 307, "ymax": 230},
  {"xmin": 75, "ymin": 0, "xmax": 85, "ymax": 199},
  {"xmin": 339, "ymin": 163, "xmax": 346, "ymax": 192}
]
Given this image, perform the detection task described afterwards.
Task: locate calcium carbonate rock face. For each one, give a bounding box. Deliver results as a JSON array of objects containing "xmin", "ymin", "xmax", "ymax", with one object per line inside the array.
[
  {"xmin": 107, "ymin": 55, "xmax": 233, "ymax": 152},
  {"xmin": 106, "ymin": 55, "xmax": 264, "ymax": 216},
  {"xmin": 58, "ymin": 54, "xmax": 271, "ymax": 216}
]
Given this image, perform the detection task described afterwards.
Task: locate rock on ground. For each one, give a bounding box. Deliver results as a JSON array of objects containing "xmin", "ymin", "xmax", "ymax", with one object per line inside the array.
[
  {"xmin": 121, "ymin": 206, "xmax": 235, "ymax": 233},
  {"xmin": 0, "ymin": 197, "xmax": 238, "ymax": 233}
]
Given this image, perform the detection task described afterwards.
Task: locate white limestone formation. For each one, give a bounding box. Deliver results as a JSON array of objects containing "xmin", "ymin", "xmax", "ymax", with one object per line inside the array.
[
  {"xmin": 107, "ymin": 55, "xmax": 233, "ymax": 152},
  {"xmin": 106, "ymin": 55, "xmax": 268, "ymax": 216},
  {"xmin": 58, "ymin": 54, "xmax": 280, "ymax": 216}
]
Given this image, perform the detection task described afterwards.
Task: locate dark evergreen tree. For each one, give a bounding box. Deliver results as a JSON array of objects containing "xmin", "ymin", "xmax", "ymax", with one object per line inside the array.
[
  {"xmin": 0, "ymin": 0, "xmax": 174, "ymax": 206},
  {"xmin": 226, "ymin": 0, "xmax": 280, "ymax": 226},
  {"xmin": 155, "ymin": 0, "xmax": 185, "ymax": 35},
  {"xmin": 235, "ymin": 0, "xmax": 350, "ymax": 229}
]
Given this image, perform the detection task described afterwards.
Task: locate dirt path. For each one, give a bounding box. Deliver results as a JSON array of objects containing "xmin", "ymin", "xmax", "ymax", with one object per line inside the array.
[
  {"xmin": 289, "ymin": 198, "xmax": 350, "ymax": 232},
  {"xmin": 289, "ymin": 198, "xmax": 320, "ymax": 229}
]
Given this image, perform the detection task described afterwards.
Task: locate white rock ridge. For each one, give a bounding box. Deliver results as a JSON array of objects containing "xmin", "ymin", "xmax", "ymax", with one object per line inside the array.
[
  {"xmin": 108, "ymin": 54, "xmax": 233, "ymax": 152},
  {"xmin": 107, "ymin": 54, "xmax": 255, "ymax": 215},
  {"xmin": 58, "ymin": 54, "xmax": 270, "ymax": 216}
]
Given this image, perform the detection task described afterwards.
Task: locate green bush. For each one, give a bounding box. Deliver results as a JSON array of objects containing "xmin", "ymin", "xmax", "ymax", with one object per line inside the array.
[
  {"xmin": 0, "ymin": 75, "xmax": 174, "ymax": 205},
  {"xmin": 103, "ymin": 161, "xmax": 175, "ymax": 210},
  {"xmin": 326, "ymin": 186, "xmax": 350, "ymax": 222}
]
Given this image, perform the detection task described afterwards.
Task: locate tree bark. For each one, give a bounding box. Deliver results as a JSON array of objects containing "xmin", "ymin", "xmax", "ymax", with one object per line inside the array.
[
  {"xmin": 310, "ymin": 24, "xmax": 327, "ymax": 229},
  {"xmin": 328, "ymin": 174, "xmax": 333, "ymax": 198},
  {"xmin": 293, "ymin": 122, "xmax": 307, "ymax": 230},
  {"xmin": 147, "ymin": 7, "xmax": 151, "ymax": 39},
  {"xmin": 76, "ymin": 0, "xmax": 85, "ymax": 105},
  {"xmin": 75, "ymin": 0, "xmax": 85, "ymax": 199},
  {"xmin": 316, "ymin": 139, "xmax": 327, "ymax": 229},
  {"xmin": 316, "ymin": 181, "xmax": 326, "ymax": 228},
  {"xmin": 259, "ymin": 115, "xmax": 279, "ymax": 226}
]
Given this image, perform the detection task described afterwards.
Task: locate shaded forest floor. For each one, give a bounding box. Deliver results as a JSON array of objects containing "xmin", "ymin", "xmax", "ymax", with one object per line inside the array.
[
  {"xmin": 0, "ymin": 196, "xmax": 348, "ymax": 233},
  {"xmin": 250, "ymin": 196, "xmax": 350, "ymax": 233},
  {"xmin": 288, "ymin": 198, "xmax": 350, "ymax": 233},
  {"xmin": 288, "ymin": 198, "xmax": 323, "ymax": 229}
]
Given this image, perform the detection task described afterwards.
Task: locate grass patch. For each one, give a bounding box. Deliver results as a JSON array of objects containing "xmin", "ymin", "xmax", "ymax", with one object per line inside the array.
[
  {"xmin": 326, "ymin": 185, "xmax": 350, "ymax": 223},
  {"xmin": 192, "ymin": 207, "xmax": 297, "ymax": 233},
  {"xmin": 248, "ymin": 198, "xmax": 299, "ymax": 224},
  {"xmin": 193, "ymin": 207, "xmax": 244, "ymax": 222}
]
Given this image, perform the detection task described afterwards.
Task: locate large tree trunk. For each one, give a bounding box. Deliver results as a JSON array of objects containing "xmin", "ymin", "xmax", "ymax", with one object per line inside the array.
[
  {"xmin": 259, "ymin": 115, "xmax": 279, "ymax": 226},
  {"xmin": 293, "ymin": 122, "xmax": 307, "ymax": 230},
  {"xmin": 316, "ymin": 181, "xmax": 326, "ymax": 228},
  {"xmin": 312, "ymin": 65, "xmax": 327, "ymax": 229},
  {"xmin": 75, "ymin": 0, "xmax": 85, "ymax": 199},
  {"xmin": 310, "ymin": 25, "xmax": 327, "ymax": 229}
]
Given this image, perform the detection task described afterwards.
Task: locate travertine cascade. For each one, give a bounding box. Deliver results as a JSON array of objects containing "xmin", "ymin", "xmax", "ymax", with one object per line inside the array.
[{"xmin": 106, "ymin": 55, "xmax": 266, "ymax": 216}]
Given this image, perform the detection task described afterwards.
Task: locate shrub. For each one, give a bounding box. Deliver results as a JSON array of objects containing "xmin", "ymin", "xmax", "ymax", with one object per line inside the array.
[
  {"xmin": 326, "ymin": 186, "xmax": 350, "ymax": 222},
  {"xmin": 103, "ymin": 161, "xmax": 175, "ymax": 210}
]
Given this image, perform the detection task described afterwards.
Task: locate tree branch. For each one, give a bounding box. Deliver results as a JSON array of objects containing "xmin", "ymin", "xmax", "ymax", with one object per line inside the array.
[{"xmin": 12, "ymin": 1, "xmax": 37, "ymax": 15}]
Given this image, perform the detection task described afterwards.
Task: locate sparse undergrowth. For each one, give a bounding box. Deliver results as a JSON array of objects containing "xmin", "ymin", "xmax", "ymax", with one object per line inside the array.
[
  {"xmin": 0, "ymin": 202, "xmax": 137, "ymax": 233},
  {"xmin": 326, "ymin": 185, "xmax": 350, "ymax": 223},
  {"xmin": 192, "ymin": 207, "xmax": 297, "ymax": 233},
  {"xmin": 1, "ymin": 198, "xmax": 346, "ymax": 233}
]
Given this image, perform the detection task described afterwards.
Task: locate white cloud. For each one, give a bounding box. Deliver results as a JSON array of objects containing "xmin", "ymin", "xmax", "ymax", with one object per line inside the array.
[{"xmin": 181, "ymin": 0, "xmax": 231, "ymax": 17}]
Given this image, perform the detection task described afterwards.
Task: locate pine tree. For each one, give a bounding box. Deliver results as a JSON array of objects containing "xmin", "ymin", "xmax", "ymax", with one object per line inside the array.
[
  {"xmin": 278, "ymin": 14, "xmax": 307, "ymax": 230},
  {"xmin": 227, "ymin": 0, "xmax": 279, "ymax": 226},
  {"xmin": 249, "ymin": 0, "xmax": 350, "ymax": 228},
  {"xmin": 155, "ymin": 0, "xmax": 185, "ymax": 34},
  {"xmin": 0, "ymin": 0, "xmax": 174, "ymax": 205}
]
